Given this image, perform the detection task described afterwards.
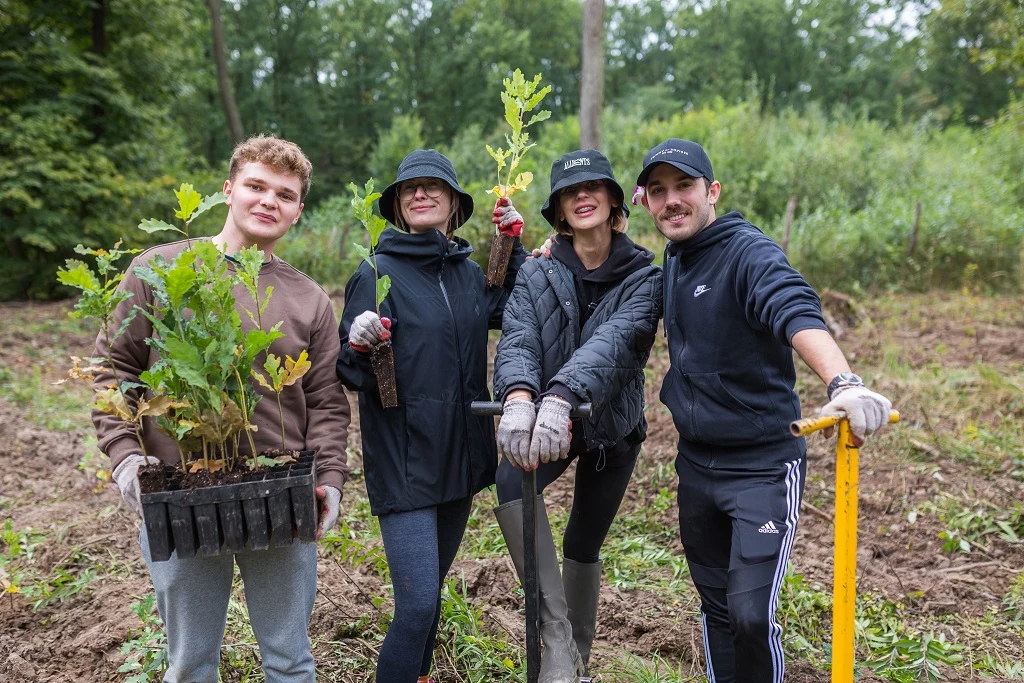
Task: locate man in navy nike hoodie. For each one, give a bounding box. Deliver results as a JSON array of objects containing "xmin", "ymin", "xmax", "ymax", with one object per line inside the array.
[{"xmin": 636, "ymin": 139, "xmax": 894, "ymax": 683}]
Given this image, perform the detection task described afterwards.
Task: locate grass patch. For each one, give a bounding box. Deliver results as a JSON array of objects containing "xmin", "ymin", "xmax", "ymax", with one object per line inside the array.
[{"xmin": 0, "ymin": 362, "xmax": 93, "ymax": 431}]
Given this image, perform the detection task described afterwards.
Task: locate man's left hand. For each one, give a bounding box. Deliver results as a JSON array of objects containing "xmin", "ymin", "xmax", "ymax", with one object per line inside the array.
[
  {"xmin": 316, "ymin": 485, "xmax": 341, "ymax": 538},
  {"xmin": 818, "ymin": 386, "xmax": 892, "ymax": 445}
]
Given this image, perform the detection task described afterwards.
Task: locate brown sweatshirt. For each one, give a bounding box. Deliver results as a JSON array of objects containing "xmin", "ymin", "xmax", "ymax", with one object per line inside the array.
[{"xmin": 92, "ymin": 239, "xmax": 351, "ymax": 491}]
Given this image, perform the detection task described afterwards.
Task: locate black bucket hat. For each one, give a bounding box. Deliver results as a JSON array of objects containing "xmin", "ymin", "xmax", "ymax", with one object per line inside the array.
[
  {"xmin": 540, "ymin": 149, "xmax": 629, "ymax": 227},
  {"xmin": 378, "ymin": 149, "xmax": 474, "ymax": 228}
]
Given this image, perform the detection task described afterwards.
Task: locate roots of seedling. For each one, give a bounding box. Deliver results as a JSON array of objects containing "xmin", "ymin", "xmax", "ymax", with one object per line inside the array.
[
  {"xmin": 371, "ymin": 342, "xmax": 398, "ymax": 408},
  {"xmin": 486, "ymin": 233, "xmax": 515, "ymax": 287}
]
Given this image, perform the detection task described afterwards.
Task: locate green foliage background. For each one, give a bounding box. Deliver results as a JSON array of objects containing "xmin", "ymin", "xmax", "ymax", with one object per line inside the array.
[{"xmin": 2, "ymin": 0, "xmax": 1022, "ymax": 298}]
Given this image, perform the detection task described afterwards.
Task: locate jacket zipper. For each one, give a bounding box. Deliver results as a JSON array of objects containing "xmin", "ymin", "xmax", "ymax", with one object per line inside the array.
[
  {"xmin": 438, "ymin": 253, "xmax": 472, "ymax": 450},
  {"xmin": 552, "ymin": 260, "xmax": 595, "ymax": 450}
]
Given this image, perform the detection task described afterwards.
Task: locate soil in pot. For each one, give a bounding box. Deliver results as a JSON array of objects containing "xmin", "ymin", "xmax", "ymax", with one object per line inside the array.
[{"xmin": 371, "ymin": 341, "xmax": 398, "ymax": 408}]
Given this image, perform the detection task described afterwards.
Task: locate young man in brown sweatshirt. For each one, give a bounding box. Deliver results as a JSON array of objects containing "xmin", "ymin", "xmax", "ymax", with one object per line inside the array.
[{"xmin": 93, "ymin": 135, "xmax": 350, "ymax": 683}]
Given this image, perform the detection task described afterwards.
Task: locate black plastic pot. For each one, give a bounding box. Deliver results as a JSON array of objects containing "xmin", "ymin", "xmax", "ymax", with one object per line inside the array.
[{"xmin": 140, "ymin": 452, "xmax": 317, "ymax": 562}]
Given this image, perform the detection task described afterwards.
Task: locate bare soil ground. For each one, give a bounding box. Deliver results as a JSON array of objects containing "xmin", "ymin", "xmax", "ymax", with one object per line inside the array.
[{"xmin": 1, "ymin": 293, "xmax": 1022, "ymax": 682}]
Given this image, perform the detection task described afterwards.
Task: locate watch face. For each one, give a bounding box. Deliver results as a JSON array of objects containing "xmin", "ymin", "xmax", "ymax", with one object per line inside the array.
[{"xmin": 839, "ymin": 372, "xmax": 862, "ymax": 384}]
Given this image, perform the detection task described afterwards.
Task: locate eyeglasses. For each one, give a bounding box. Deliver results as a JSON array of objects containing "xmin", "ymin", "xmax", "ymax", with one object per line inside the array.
[
  {"xmin": 558, "ymin": 180, "xmax": 605, "ymax": 198},
  {"xmin": 399, "ymin": 178, "xmax": 446, "ymax": 200}
]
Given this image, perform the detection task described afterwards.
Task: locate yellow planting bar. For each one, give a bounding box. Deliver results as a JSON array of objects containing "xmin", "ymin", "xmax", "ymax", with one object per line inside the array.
[
  {"xmin": 790, "ymin": 410, "xmax": 900, "ymax": 437},
  {"xmin": 789, "ymin": 409, "xmax": 899, "ymax": 683}
]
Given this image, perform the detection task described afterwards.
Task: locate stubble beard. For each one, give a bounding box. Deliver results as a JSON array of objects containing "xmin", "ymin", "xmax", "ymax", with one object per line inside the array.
[{"xmin": 655, "ymin": 196, "xmax": 714, "ymax": 243}]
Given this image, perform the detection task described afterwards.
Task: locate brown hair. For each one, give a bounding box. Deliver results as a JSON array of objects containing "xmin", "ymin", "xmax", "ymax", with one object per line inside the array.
[
  {"xmin": 553, "ymin": 203, "xmax": 629, "ymax": 238},
  {"xmin": 390, "ymin": 184, "xmax": 464, "ymax": 239},
  {"xmin": 228, "ymin": 134, "xmax": 313, "ymax": 201}
]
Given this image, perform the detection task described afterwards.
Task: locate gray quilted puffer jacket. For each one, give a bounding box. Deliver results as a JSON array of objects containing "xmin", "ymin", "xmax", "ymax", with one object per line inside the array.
[{"xmin": 493, "ymin": 255, "xmax": 663, "ymax": 451}]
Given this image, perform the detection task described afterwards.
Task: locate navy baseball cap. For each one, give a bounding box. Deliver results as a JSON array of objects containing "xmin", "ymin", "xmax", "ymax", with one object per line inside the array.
[{"xmin": 636, "ymin": 139, "xmax": 714, "ymax": 186}]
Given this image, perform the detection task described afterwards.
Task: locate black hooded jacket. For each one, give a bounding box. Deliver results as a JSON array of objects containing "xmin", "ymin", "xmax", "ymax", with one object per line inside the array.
[
  {"xmin": 661, "ymin": 211, "xmax": 828, "ymax": 466},
  {"xmin": 337, "ymin": 228, "xmax": 525, "ymax": 515},
  {"xmin": 493, "ymin": 232, "xmax": 662, "ymax": 454}
]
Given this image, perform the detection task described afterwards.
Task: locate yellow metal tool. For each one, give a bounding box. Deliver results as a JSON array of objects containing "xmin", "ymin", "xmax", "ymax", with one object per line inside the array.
[{"xmin": 790, "ymin": 409, "xmax": 900, "ymax": 683}]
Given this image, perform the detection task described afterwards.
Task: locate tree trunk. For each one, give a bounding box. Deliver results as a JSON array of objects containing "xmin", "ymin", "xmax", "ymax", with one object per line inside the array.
[
  {"xmin": 206, "ymin": 0, "xmax": 245, "ymax": 145},
  {"xmin": 580, "ymin": 0, "xmax": 604, "ymax": 150},
  {"xmin": 89, "ymin": 0, "xmax": 106, "ymax": 141},
  {"xmin": 91, "ymin": 0, "xmax": 105, "ymax": 57}
]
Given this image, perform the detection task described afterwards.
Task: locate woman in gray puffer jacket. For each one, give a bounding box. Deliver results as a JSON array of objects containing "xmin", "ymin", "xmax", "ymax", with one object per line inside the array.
[{"xmin": 492, "ymin": 149, "xmax": 662, "ymax": 683}]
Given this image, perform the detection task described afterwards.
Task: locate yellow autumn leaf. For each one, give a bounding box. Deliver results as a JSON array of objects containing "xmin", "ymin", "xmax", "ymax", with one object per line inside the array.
[
  {"xmin": 189, "ymin": 459, "xmax": 227, "ymax": 474},
  {"xmin": 93, "ymin": 388, "xmax": 132, "ymax": 421},
  {"xmin": 281, "ymin": 350, "xmax": 311, "ymax": 387},
  {"xmin": 136, "ymin": 395, "xmax": 189, "ymax": 419},
  {"xmin": 253, "ymin": 371, "xmax": 274, "ymax": 391}
]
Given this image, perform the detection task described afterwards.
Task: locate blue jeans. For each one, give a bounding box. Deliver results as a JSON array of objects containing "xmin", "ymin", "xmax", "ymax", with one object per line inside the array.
[
  {"xmin": 141, "ymin": 530, "xmax": 317, "ymax": 683},
  {"xmin": 375, "ymin": 496, "xmax": 474, "ymax": 682}
]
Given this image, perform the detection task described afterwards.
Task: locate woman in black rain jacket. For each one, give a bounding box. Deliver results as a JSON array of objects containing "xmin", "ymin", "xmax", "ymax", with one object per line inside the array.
[{"xmin": 336, "ymin": 150, "xmax": 524, "ymax": 683}]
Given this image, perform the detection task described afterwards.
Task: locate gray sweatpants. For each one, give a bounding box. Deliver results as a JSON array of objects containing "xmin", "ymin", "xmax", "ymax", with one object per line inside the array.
[{"xmin": 141, "ymin": 530, "xmax": 318, "ymax": 683}]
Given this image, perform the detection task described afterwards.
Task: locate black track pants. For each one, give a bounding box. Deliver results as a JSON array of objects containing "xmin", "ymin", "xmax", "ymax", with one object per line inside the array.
[{"xmin": 676, "ymin": 454, "xmax": 806, "ymax": 683}]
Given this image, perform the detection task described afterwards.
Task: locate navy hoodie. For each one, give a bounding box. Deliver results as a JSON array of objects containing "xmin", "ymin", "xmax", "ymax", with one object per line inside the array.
[{"xmin": 661, "ymin": 211, "xmax": 827, "ymax": 467}]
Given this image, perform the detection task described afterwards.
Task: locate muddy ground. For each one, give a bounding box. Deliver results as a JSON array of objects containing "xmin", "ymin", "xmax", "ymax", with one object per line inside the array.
[{"xmin": 1, "ymin": 294, "xmax": 1022, "ymax": 682}]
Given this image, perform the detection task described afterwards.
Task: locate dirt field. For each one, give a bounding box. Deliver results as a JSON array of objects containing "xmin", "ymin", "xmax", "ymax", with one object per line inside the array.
[{"xmin": 1, "ymin": 293, "xmax": 1022, "ymax": 682}]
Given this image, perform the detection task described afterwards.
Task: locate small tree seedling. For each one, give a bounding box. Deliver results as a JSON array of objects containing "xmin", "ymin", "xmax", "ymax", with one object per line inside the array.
[
  {"xmin": 349, "ymin": 180, "xmax": 392, "ymax": 315},
  {"xmin": 349, "ymin": 179, "xmax": 398, "ymax": 407},
  {"xmin": 254, "ymin": 350, "xmax": 311, "ymax": 451},
  {"xmin": 485, "ymin": 69, "xmax": 551, "ymax": 200}
]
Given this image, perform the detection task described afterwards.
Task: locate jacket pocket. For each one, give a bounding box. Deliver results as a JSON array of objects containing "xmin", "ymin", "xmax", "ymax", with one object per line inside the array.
[{"xmin": 682, "ymin": 372, "xmax": 767, "ymax": 446}]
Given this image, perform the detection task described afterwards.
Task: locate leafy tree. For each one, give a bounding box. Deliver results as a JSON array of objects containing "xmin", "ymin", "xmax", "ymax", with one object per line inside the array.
[{"xmin": 0, "ymin": 0, "xmax": 205, "ymax": 299}]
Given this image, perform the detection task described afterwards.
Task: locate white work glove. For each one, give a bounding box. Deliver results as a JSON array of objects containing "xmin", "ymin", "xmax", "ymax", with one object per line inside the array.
[
  {"xmin": 818, "ymin": 386, "xmax": 893, "ymax": 442},
  {"xmin": 316, "ymin": 485, "xmax": 341, "ymax": 538},
  {"xmin": 528, "ymin": 234, "xmax": 555, "ymax": 260},
  {"xmin": 492, "ymin": 197, "xmax": 524, "ymax": 237},
  {"xmin": 529, "ymin": 397, "xmax": 572, "ymax": 465},
  {"xmin": 348, "ymin": 310, "xmax": 391, "ymax": 351},
  {"xmin": 112, "ymin": 454, "xmax": 161, "ymax": 517},
  {"xmin": 497, "ymin": 399, "xmax": 537, "ymax": 470}
]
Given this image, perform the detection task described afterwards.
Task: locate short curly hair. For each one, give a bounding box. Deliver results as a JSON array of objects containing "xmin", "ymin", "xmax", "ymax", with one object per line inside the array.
[{"xmin": 228, "ymin": 134, "xmax": 312, "ymax": 200}]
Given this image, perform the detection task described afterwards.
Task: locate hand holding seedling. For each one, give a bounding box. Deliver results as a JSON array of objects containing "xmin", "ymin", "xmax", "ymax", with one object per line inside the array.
[
  {"xmin": 492, "ymin": 197, "xmax": 524, "ymax": 237},
  {"xmin": 348, "ymin": 311, "xmax": 391, "ymax": 352}
]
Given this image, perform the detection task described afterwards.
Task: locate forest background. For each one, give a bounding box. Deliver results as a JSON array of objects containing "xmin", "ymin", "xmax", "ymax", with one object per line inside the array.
[{"xmin": 1, "ymin": 0, "xmax": 1022, "ymax": 300}]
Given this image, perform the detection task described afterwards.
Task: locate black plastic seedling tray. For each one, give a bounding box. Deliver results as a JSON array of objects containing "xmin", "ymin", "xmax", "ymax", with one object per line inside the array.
[{"xmin": 141, "ymin": 452, "xmax": 317, "ymax": 562}]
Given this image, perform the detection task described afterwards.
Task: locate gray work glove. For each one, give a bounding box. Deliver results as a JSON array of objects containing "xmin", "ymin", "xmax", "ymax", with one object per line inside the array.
[
  {"xmin": 348, "ymin": 310, "xmax": 390, "ymax": 350},
  {"xmin": 818, "ymin": 386, "xmax": 893, "ymax": 442},
  {"xmin": 112, "ymin": 454, "xmax": 161, "ymax": 517},
  {"xmin": 316, "ymin": 485, "xmax": 341, "ymax": 538},
  {"xmin": 529, "ymin": 397, "xmax": 572, "ymax": 465},
  {"xmin": 497, "ymin": 399, "xmax": 537, "ymax": 470}
]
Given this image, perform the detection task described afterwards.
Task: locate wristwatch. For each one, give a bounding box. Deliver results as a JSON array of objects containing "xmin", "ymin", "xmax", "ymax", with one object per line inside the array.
[{"xmin": 827, "ymin": 372, "xmax": 864, "ymax": 400}]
